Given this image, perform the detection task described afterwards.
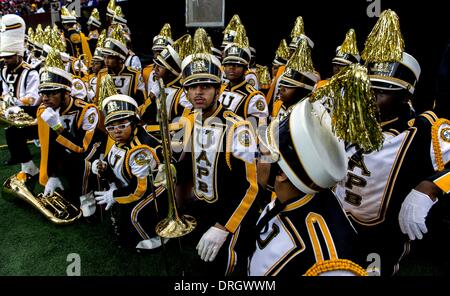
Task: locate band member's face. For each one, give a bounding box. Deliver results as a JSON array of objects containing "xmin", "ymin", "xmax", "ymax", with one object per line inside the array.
[
  {"xmin": 105, "ymin": 55, "xmax": 122, "ymax": 69},
  {"xmin": 279, "ymin": 86, "xmax": 298, "ymax": 103},
  {"xmin": 3, "ymin": 55, "xmax": 20, "ymax": 68},
  {"xmin": 154, "ymin": 64, "xmax": 170, "ymax": 81},
  {"xmin": 41, "ymin": 90, "xmax": 64, "ymax": 109},
  {"xmin": 186, "ymin": 83, "xmax": 218, "ymax": 110},
  {"xmin": 92, "ymin": 61, "xmax": 104, "ymax": 74},
  {"xmin": 107, "ymin": 119, "xmax": 133, "ymax": 143},
  {"xmin": 224, "ymin": 63, "xmax": 245, "ymax": 81},
  {"xmin": 373, "ymin": 88, "xmax": 405, "ymax": 121}
]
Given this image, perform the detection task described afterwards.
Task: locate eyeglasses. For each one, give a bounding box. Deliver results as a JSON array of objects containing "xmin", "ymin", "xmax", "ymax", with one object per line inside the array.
[
  {"xmin": 39, "ymin": 90, "xmax": 60, "ymax": 97},
  {"xmin": 106, "ymin": 122, "xmax": 131, "ymax": 132}
]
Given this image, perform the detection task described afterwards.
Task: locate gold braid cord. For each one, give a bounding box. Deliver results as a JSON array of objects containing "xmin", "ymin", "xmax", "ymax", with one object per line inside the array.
[{"xmin": 304, "ymin": 259, "xmax": 368, "ymax": 276}]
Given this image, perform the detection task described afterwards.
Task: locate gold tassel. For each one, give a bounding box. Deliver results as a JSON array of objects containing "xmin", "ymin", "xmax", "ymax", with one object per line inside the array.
[
  {"xmin": 361, "ymin": 9, "xmax": 404, "ymax": 63},
  {"xmin": 98, "ymin": 74, "xmax": 118, "ymax": 109},
  {"xmin": 275, "ymin": 39, "xmax": 291, "ymax": 62},
  {"xmin": 290, "ymin": 16, "xmax": 305, "ymax": 39},
  {"xmin": 158, "ymin": 23, "xmax": 172, "ymax": 39},
  {"xmin": 338, "ymin": 28, "xmax": 359, "ymax": 55},
  {"xmin": 91, "ymin": 8, "xmax": 100, "ymax": 21},
  {"xmin": 223, "ymin": 14, "xmax": 242, "ymax": 35},
  {"xmin": 97, "ymin": 29, "xmax": 107, "ymax": 48},
  {"xmin": 107, "ymin": 0, "xmax": 116, "ymax": 13},
  {"xmin": 60, "ymin": 6, "xmax": 71, "ymax": 17},
  {"xmin": 114, "ymin": 6, "xmax": 124, "ymax": 18},
  {"xmin": 234, "ymin": 24, "xmax": 249, "ymax": 48},
  {"xmin": 192, "ymin": 28, "xmax": 211, "ymax": 55},
  {"xmin": 286, "ymin": 39, "xmax": 314, "ymax": 73},
  {"xmin": 27, "ymin": 28, "xmax": 35, "ymax": 43},
  {"xmin": 173, "ymin": 34, "xmax": 192, "ymax": 61},
  {"xmin": 34, "ymin": 24, "xmax": 44, "ymax": 45},
  {"xmin": 311, "ymin": 64, "xmax": 383, "ymax": 152}
]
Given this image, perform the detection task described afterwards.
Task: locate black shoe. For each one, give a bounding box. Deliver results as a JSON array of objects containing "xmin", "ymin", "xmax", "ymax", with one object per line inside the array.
[{"xmin": 4, "ymin": 159, "xmax": 19, "ymax": 166}]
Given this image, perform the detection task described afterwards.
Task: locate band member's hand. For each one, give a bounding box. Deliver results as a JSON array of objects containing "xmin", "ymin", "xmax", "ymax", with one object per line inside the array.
[
  {"xmin": 196, "ymin": 226, "xmax": 229, "ymax": 262},
  {"xmin": 94, "ymin": 187, "xmax": 116, "ymax": 210},
  {"xmin": 3, "ymin": 106, "xmax": 22, "ymax": 119},
  {"xmin": 41, "ymin": 107, "xmax": 62, "ymax": 131},
  {"xmin": 44, "ymin": 177, "xmax": 64, "ymax": 196},
  {"xmin": 399, "ymin": 189, "xmax": 437, "ymax": 240},
  {"xmin": 154, "ymin": 163, "xmax": 177, "ymax": 188}
]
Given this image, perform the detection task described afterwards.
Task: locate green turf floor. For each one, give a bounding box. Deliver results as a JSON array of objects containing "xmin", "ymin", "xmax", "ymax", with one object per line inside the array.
[{"xmin": 0, "ymin": 124, "xmax": 449, "ymax": 276}]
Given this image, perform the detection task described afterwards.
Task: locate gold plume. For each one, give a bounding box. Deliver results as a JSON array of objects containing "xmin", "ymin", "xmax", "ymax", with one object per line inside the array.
[
  {"xmin": 27, "ymin": 28, "xmax": 35, "ymax": 43},
  {"xmin": 34, "ymin": 24, "xmax": 44, "ymax": 45},
  {"xmin": 361, "ymin": 9, "xmax": 404, "ymax": 63},
  {"xmin": 290, "ymin": 16, "xmax": 305, "ymax": 39},
  {"xmin": 192, "ymin": 28, "xmax": 211, "ymax": 55},
  {"xmin": 338, "ymin": 28, "xmax": 359, "ymax": 55},
  {"xmin": 60, "ymin": 6, "xmax": 71, "ymax": 17},
  {"xmin": 275, "ymin": 39, "xmax": 291, "ymax": 61},
  {"xmin": 223, "ymin": 14, "xmax": 242, "ymax": 34},
  {"xmin": 71, "ymin": 9, "xmax": 78, "ymax": 18},
  {"xmin": 90, "ymin": 8, "xmax": 100, "ymax": 21},
  {"xmin": 107, "ymin": 0, "xmax": 116, "ymax": 12},
  {"xmin": 286, "ymin": 38, "xmax": 315, "ymax": 73},
  {"xmin": 45, "ymin": 48, "xmax": 65, "ymax": 70},
  {"xmin": 158, "ymin": 23, "xmax": 172, "ymax": 39},
  {"xmin": 97, "ymin": 29, "xmax": 107, "ymax": 48},
  {"xmin": 173, "ymin": 34, "xmax": 192, "ymax": 60},
  {"xmin": 109, "ymin": 24, "xmax": 126, "ymax": 45},
  {"xmin": 311, "ymin": 64, "xmax": 383, "ymax": 152},
  {"xmin": 99, "ymin": 74, "xmax": 118, "ymax": 109},
  {"xmin": 258, "ymin": 66, "xmax": 271, "ymax": 88},
  {"xmin": 114, "ymin": 6, "xmax": 124, "ymax": 17},
  {"xmin": 233, "ymin": 24, "xmax": 249, "ymax": 48}
]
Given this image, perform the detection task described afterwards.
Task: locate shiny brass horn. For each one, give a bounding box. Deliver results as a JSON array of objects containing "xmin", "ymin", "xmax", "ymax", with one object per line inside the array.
[
  {"xmin": 155, "ymin": 78, "xmax": 197, "ymax": 238},
  {"xmin": 3, "ymin": 172, "xmax": 82, "ymax": 224},
  {"xmin": 0, "ymin": 102, "xmax": 37, "ymax": 128}
]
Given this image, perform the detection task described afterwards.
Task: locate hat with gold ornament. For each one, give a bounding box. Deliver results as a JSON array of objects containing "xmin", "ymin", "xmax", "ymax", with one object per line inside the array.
[
  {"xmin": 272, "ymin": 39, "xmax": 291, "ymax": 66},
  {"xmin": 92, "ymin": 29, "xmax": 106, "ymax": 62},
  {"xmin": 221, "ymin": 14, "xmax": 242, "ymax": 49},
  {"xmin": 181, "ymin": 28, "xmax": 222, "ymax": 87},
  {"xmin": 289, "ymin": 16, "xmax": 314, "ymax": 50},
  {"xmin": 152, "ymin": 23, "xmax": 173, "ymax": 51},
  {"xmin": 102, "ymin": 24, "xmax": 128, "ymax": 60},
  {"xmin": 155, "ymin": 34, "xmax": 192, "ymax": 76},
  {"xmin": 107, "ymin": 0, "xmax": 117, "ymax": 17},
  {"xmin": 112, "ymin": 6, "xmax": 127, "ymax": 26},
  {"xmin": 258, "ymin": 65, "xmax": 271, "ymax": 90},
  {"xmin": 87, "ymin": 8, "xmax": 102, "ymax": 28},
  {"xmin": 222, "ymin": 24, "xmax": 251, "ymax": 66},
  {"xmin": 0, "ymin": 14, "xmax": 26, "ymax": 57},
  {"xmin": 60, "ymin": 6, "xmax": 77, "ymax": 24},
  {"xmin": 279, "ymin": 38, "xmax": 320, "ymax": 90},
  {"xmin": 362, "ymin": 9, "xmax": 420, "ymax": 94},
  {"xmin": 208, "ymin": 36, "xmax": 222, "ymax": 61},
  {"xmin": 39, "ymin": 48, "xmax": 73, "ymax": 92},
  {"xmin": 333, "ymin": 29, "xmax": 360, "ymax": 66}
]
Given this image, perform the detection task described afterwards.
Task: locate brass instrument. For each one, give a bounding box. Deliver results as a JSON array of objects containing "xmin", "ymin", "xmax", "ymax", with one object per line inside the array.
[
  {"xmin": 155, "ymin": 78, "xmax": 197, "ymax": 238},
  {"xmin": 0, "ymin": 101, "xmax": 37, "ymax": 128},
  {"xmin": 3, "ymin": 172, "xmax": 82, "ymax": 225}
]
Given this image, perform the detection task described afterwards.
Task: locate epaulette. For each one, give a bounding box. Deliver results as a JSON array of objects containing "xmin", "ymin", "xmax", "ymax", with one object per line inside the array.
[
  {"xmin": 431, "ymin": 117, "xmax": 450, "ymax": 171},
  {"xmin": 420, "ymin": 111, "xmax": 438, "ymax": 125},
  {"xmin": 126, "ymin": 66, "xmax": 140, "ymax": 74}
]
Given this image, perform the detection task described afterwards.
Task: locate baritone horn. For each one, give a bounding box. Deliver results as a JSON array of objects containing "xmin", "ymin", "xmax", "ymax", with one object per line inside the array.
[
  {"xmin": 3, "ymin": 172, "xmax": 82, "ymax": 224},
  {"xmin": 155, "ymin": 78, "xmax": 197, "ymax": 238}
]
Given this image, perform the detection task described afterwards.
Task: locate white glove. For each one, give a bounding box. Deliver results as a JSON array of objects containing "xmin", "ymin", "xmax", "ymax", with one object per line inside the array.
[
  {"xmin": 4, "ymin": 106, "xmax": 22, "ymax": 118},
  {"xmin": 41, "ymin": 107, "xmax": 62, "ymax": 130},
  {"xmin": 399, "ymin": 189, "xmax": 437, "ymax": 240},
  {"xmin": 44, "ymin": 177, "xmax": 64, "ymax": 196},
  {"xmin": 3, "ymin": 95, "xmax": 18, "ymax": 106},
  {"xmin": 94, "ymin": 186, "xmax": 116, "ymax": 211},
  {"xmin": 196, "ymin": 226, "xmax": 229, "ymax": 262},
  {"xmin": 91, "ymin": 154, "xmax": 107, "ymax": 175},
  {"xmin": 154, "ymin": 163, "xmax": 176, "ymax": 188}
]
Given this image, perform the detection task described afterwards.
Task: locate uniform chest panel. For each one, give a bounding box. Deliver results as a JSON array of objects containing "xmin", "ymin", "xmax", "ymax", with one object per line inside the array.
[
  {"xmin": 336, "ymin": 130, "xmax": 416, "ymax": 225},
  {"xmin": 60, "ymin": 112, "xmax": 78, "ymax": 134},
  {"xmin": 192, "ymin": 122, "xmax": 225, "ymax": 202},
  {"xmin": 250, "ymin": 215, "xmax": 305, "ymax": 276},
  {"xmin": 108, "ymin": 145, "xmax": 128, "ymax": 187},
  {"xmin": 112, "ymin": 74, "xmax": 133, "ymax": 96},
  {"xmin": 219, "ymin": 91, "xmax": 245, "ymax": 113}
]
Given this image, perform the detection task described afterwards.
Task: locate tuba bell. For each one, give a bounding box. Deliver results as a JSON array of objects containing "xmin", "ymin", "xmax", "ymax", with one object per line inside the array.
[{"xmin": 2, "ymin": 172, "xmax": 82, "ymax": 224}]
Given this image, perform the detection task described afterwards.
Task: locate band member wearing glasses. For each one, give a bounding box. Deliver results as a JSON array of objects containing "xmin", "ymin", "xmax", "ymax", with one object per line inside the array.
[{"xmin": 92, "ymin": 92, "xmax": 167, "ymax": 250}]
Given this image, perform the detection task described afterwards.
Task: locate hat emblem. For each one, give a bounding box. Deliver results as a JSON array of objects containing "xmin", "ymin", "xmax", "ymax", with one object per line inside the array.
[
  {"xmin": 107, "ymin": 101, "xmax": 120, "ymax": 113},
  {"xmin": 104, "ymin": 40, "xmax": 112, "ymax": 48},
  {"xmin": 41, "ymin": 72, "xmax": 51, "ymax": 83},
  {"xmin": 285, "ymin": 68, "xmax": 293, "ymax": 78},
  {"xmin": 192, "ymin": 60, "xmax": 207, "ymax": 73},
  {"xmin": 229, "ymin": 46, "xmax": 239, "ymax": 55},
  {"xmin": 372, "ymin": 62, "xmax": 392, "ymax": 75}
]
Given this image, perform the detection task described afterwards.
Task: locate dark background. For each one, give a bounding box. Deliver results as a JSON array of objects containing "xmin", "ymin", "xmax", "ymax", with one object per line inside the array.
[{"xmin": 97, "ymin": 0, "xmax": 450, "ymax": 114}]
